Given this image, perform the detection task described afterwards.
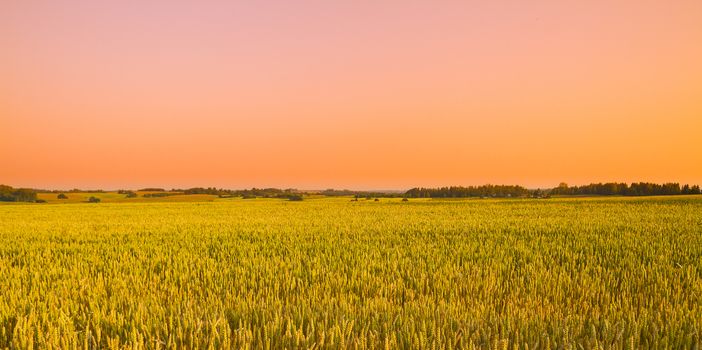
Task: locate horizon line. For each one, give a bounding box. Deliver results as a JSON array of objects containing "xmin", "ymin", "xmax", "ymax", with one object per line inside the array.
[{"xmin": 4, "ymin": 181, "xmax": 701, "ymax": 193}]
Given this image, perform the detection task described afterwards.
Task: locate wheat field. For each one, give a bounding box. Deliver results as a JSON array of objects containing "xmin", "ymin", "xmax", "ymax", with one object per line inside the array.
[{"xmin": 1, "ymin": 196, "xmax": 701, "ymax": 349}]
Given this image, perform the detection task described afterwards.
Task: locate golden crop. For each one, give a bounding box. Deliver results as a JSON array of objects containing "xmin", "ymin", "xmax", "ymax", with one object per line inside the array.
[{"xmin": 0, "ymin": 196, "xmax": 700, "ymax": 349}]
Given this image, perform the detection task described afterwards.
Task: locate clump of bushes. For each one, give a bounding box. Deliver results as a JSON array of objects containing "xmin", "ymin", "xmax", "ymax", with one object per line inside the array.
[
  {"xmin": 88, "ymin": 196, "xmax": 101, "ymax": 203},
  {"xmin": 118, "ymin": 190, "xmax": 138, "ymax": 197},
  {"xmin": 402, "ymin": 198, "xmax": 409, "ymax": 202},
  {"xmin": 288, "ymin": 195, "xmax": 303, "ymax": 201},
  {"xmin": 57, "ymin": 193, "xmax": 68, "ymax": 199}
]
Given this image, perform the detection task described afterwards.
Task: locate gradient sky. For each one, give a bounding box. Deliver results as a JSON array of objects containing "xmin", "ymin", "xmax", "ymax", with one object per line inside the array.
[{"xmin": 2, "ymin": 0, "xmax": 701, "ymax": 190}]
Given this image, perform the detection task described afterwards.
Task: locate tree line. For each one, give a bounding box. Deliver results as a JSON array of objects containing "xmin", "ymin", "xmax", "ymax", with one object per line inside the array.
[
  {"xmin": 2, "ymin": 182, "xmax": 701, "ymax": 203},
  {"xmin": 0, "ymin": 185, "xmax": 38, "ymax": 202},
  {"xmin": 550, "ymin": 182, "xmax": 701, "ymax": 196},
  {"xmin": 405, "ymin": 185, "xmax": 530, "ymax": 198},
  {"xmin": 175, "ymin": 187, "xmax": 304, "ymax": 198},
  {"xmin": 404, "ymin": 182, "xmax": 701, "ymax": 198}
]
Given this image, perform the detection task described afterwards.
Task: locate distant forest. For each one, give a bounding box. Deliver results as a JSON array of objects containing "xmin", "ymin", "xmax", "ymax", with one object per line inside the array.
[
  {"xmin": 405, "ymin": 185, "xmax": 529, "ymax": 198},
  {"xmin": 0, "ymin": 185, "xmax": 38, "ymax": 202},
  {"xmin": 405, "ymin": 182, "xmax": 700, "ymax": 198},
  {"xmin": 1, "ymin": 182, "xmax": 700, "ymax": 202},
  {"xmin": 549, "ymin": 182, "xmax": 701, "ymax": 196},
  {"xmin": 406, "ymin": 182, "xmax": 701, "ymax": 198}
]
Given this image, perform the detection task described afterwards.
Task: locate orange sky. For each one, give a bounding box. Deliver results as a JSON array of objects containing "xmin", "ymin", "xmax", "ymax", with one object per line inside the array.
[{"xmin": 2, "ymin": 0, "xmax": 701, "ymax": 190}]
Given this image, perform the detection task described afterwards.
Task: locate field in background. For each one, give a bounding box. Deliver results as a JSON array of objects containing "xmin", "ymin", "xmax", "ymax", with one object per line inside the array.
[
  {"xmin": 1, "ymin": 197, "xmax": 701, "ymax": 348},
  {"xmin": 35, "ymin": 192, "xmax": 220, "ymax": 203},
  {"xmin": 32, "ymin": 192, "xmax": 335, "ymax": 204}
]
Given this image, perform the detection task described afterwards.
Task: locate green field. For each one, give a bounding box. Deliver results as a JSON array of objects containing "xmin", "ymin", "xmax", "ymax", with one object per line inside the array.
[
  {"xmin": 1, "ymin": 196, "xmax": 701, "ymax": 349},
  {"xmin": 35, "ymin": 192, "xmax": 221, "ymax": 204}
]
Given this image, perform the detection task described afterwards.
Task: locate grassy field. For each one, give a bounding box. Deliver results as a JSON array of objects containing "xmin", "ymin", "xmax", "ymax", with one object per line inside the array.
[
  {"xmin": 1, "ymin": 196, "xmax": 701, "ymax": 349},
  {"xmin": 35, "ymin": 192, "xmax": 221, "ymax": 204}
]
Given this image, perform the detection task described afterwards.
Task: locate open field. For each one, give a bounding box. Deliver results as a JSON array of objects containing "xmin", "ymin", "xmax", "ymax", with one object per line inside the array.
[
  {"xmin": 35, "ymin": 192, "xmax": 221, "ymax": 204},
  {"xmin": 1, "ymin": 196, "xmax": 701, "ymax": 349}
]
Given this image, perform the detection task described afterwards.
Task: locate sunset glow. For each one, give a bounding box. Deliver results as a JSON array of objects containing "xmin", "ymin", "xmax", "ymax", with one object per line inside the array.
[{"xmin": 2, "ymin": 0, "xmax": 701, "ymax": 189}]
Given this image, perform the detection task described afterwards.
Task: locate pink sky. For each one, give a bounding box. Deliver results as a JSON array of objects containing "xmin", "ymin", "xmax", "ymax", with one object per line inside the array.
[{"xmin": 2, "ymin": 0, "xmax": 701, "ymax": 190}]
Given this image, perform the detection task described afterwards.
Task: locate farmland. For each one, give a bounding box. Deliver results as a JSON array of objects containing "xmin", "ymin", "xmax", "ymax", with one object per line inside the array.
[{"xmin": 1, "ymin": 196, "xmax": 701, "ymax": 349}]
